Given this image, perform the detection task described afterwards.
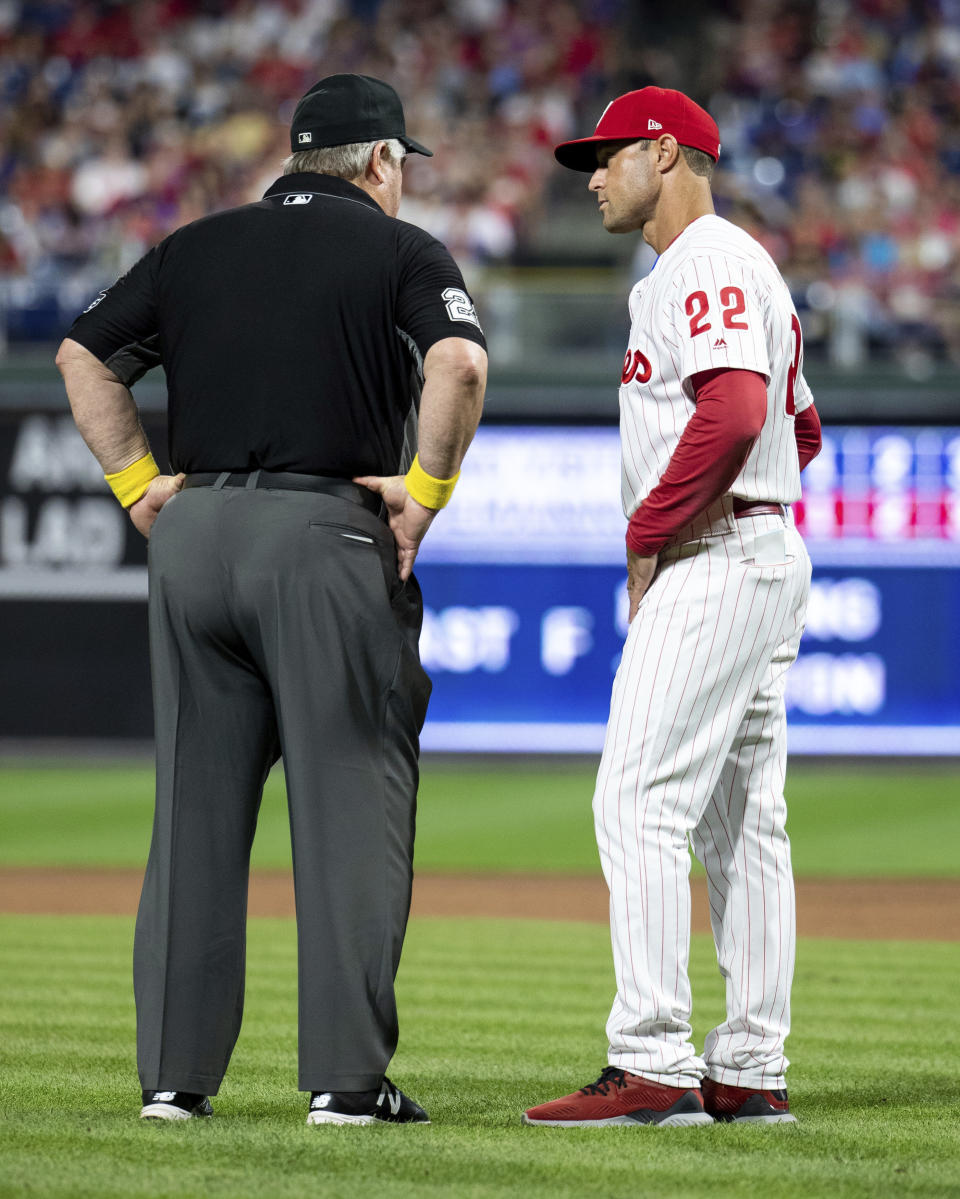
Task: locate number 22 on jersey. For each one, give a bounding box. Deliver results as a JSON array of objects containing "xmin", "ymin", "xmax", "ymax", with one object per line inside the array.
[
  {"xmin": 684, "ymin": 286, "xmax": 749, "ymax": 336},
  {"xmin": 684, "ymin": 287, "xmax": 803, "ymax": 417}
]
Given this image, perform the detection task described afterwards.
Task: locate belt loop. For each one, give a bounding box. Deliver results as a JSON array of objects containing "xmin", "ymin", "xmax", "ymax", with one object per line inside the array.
[
  {"xmin": 211, "ymin": 471, "xmax": 231, "ymax": 491},
  {"xmin": 245, "ymin": 469, "xmax": 261, "ymax": 490}
]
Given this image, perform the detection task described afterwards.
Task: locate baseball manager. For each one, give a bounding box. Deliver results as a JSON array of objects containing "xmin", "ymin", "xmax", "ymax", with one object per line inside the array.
[
  {"xmin": 523, "ymin": 87, "xmax": 821, "ymax": 1128},
  {"xmin": 57, "ymin": 74, "xmax": 487, "ymax": 1126}
]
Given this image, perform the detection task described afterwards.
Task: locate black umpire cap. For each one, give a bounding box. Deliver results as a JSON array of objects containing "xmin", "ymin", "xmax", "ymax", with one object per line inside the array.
[{"xmin": 290, "ymin": 74, "xmax": 433, "ymax": 157}]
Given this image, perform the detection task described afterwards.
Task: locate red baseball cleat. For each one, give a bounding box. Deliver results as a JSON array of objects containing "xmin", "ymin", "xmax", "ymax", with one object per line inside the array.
[
  {"xmin": 701, "ymin": 1078, "xmax": 797, "ymax": 1123},
  {"xmin": 522, "ymin": 1066, "xmax": 714, "ymax": 1127}
]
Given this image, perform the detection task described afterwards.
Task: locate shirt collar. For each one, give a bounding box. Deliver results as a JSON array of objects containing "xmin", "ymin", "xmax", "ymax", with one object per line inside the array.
[
  {"xmin": 651, "ymin": 213, "xmax": 717, "ymax": 272},
  {"xmin": 262, "ymin": 173, "xmax": 383, "ymax": 213}
]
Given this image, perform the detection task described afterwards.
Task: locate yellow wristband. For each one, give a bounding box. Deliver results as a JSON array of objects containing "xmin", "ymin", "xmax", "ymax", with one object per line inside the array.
[
  {"xmin": 404, "ymin": 453, "xmax": 460, "ymax": 510},
  {"xmin": 104, "ymin": 453, "xmax": 160, "ymax": 508}
]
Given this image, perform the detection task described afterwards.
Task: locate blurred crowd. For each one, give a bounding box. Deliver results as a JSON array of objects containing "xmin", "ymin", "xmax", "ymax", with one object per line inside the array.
[
  {"xmin": 701, "ymin": 0, "xmax": 960, "ymax": 374},
  {"xmin": 0, "ymin": 0, "xmax": 618, "ymax": 342},
  {"xmin": 2, "ymin": 0, "xmax": 960, "ymax": 372}
]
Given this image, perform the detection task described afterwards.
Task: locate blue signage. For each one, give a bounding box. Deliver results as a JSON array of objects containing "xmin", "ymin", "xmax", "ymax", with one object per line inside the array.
[
  {"xmin": 416, "ymin": 562, "xmax": 960, "ymax": 754},
  {"xmin": 413, "ymin": 425, "xmax": 960, "ymax": 755}
]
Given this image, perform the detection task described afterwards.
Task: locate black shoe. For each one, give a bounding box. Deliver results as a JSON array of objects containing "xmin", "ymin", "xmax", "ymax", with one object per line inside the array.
[
  {"xmin": 306, "ymin": 1077, "xmax": 430, "ymax": 1125},
  {"xmin": 140, "ymin": 1090, "xmax": 213, "ymax": 1121}
]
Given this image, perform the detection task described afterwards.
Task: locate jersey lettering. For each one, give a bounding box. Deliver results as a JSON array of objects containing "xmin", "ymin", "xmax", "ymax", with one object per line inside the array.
[
  {"xmin": 785, "ymin": 314, "xmax": 802, "ymax": 416},
  {"xmin": 720, "ymin": 285, "xmax": 748, "ymax": 329},
  {"xmin": 686, "ymin": 286, "xmax": 751, "ymax": 338},
  {"xmin": 685, "ymin": 291, "xmax": 711, "ymax": 337},
  {"xmin": 621, "ymin": 349, "xmax": 653, "ymax": 384}
]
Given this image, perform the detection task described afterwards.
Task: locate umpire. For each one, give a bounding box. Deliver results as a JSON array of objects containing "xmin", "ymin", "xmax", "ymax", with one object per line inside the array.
[{"xmin": 56, "ymin": 74, "xmax": 487, "ymax": 1126}]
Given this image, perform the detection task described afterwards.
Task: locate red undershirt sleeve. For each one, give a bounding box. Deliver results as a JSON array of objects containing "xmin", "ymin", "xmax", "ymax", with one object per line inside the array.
[
  {"xmin": 625, "ymin": 368, "xmax": 768, "ymax": 557},
  {"xmin": 794, "ymin": 401, "xmax": 822, "ymax": 471}
]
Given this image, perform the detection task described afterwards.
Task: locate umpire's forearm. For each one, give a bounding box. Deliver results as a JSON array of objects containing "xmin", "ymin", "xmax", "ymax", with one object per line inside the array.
[
  {"xmin": 416, "ymin": 336, "xmax": 487, "ymax": 477},
  {"xmin": 56, "ymin": 337, "xmax": 151, "ymax": 473}
]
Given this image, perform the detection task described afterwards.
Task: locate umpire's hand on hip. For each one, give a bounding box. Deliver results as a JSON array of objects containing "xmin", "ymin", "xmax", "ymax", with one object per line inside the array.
[
  {"xmin": 129, "ymin": 474, "xmax": 186, "ymax": 539},
  {"xmin": 354, "ymin": 475, "xmax": 436, "ymax": 582}
]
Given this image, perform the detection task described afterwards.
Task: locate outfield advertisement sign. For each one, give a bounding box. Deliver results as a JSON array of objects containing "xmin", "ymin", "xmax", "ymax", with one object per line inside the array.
[
  {"xmin": 1, "ymin": 416, "xmax": 958, "ymax": 753},
  {"xmin": 414, "ymin": 426, "xmax": 960, "ymax": 754},
  {"xmin": 414, "ymin": 562, "xmax": 960, "ymax": 755}
]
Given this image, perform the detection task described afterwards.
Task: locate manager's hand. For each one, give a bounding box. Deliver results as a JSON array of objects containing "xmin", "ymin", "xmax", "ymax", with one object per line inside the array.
[
  {"xmin": 354, "ymin": 474, "xmax": 436, "ymax": 581},
  {"xmin": 626, "ymin": 548, "xmax": 659, "ymax": 623},
  {"xmin": 128, "ymin": 473, "xmax": 185, "ymax": 539}
]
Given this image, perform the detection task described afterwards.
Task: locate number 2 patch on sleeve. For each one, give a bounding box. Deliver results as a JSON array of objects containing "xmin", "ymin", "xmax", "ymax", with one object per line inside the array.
[
  {"xmin": 442, "ymin": 287, "xmax": 482, "ymax": 329},
  {"xmin": 684, "ymin": 286, "xmax": 749, "ymax": 337}
]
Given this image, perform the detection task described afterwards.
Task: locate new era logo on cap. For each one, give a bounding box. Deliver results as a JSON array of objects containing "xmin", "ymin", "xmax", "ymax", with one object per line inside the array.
[{"xmin": 648, "ymin": 119, "xmax": 663, "ymax": 130}]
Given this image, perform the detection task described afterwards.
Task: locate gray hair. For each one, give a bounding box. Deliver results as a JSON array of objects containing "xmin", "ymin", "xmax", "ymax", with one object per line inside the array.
[{"xmin": 282, "ymin": 138, "xmax": 405, "ymax": 181}]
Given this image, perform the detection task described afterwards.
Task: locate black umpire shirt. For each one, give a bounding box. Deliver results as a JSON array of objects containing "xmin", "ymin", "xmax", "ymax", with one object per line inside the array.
[{"xmin": 67, "ymin": 172, "xmax": 487, "ymax": 478}]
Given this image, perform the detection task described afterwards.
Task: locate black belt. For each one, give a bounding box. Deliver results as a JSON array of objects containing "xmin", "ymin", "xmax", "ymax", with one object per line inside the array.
[
  {"xmin": 182, "ymin": 470, "xmax": 384, "ymax": 518},
  {"xmin": 732, "ymin": 498, "xmax": 785, "ymax": 519}
]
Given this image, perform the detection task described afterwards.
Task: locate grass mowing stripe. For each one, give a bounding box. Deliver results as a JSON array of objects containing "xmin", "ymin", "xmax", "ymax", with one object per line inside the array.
[
  {"xmin": 1, "ymin": 915, "xmax": 958, "ymax": 1199},
  {"xmin": 2, "ymin": 760, "xmax": 959, "ymax": 876}
]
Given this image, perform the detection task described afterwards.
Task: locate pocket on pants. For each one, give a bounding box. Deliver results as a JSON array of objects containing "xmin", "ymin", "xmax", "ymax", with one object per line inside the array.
[
  {"xmin": 740, "ymin": 527, "xmax": 795, "ymax": 567},
  {"xmin": 308, "ymin": 519, "xmax": 400, "ymax": 615},
  {"xmin": 308, "ymin": 520, "xmax": 377, "ymax": 546}
]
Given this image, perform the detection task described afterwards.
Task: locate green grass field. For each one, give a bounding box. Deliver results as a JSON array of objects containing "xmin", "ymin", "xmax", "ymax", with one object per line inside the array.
[
  {"xmin": 1, "ymin": 916, "xmax": 958, "ymax": 1198},
  {"xmin": 1, "ymin": 757, "xmax": 959, "ymax": 1197},
  {"xmin": 1, "ymin": 757, "xmax": 959, "ymax": 875}
]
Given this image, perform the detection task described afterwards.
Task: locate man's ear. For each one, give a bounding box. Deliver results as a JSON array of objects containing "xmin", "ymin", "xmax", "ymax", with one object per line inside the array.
[
  {"xmin": 367, "ymin": 141, "xmax": 389, "ymax": 185},
  {"xmin": 656, "ymin": 135, "xmax": 681, "ymax": 173}
]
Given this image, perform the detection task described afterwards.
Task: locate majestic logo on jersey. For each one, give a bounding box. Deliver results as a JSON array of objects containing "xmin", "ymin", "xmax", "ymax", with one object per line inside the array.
[
  {"xmin": 298, "ymin": 132, "xmax": 312, "ymax": 144},
  {"xmin": 442, "ymin": 287, "xmax": 482, "ymax": 329},
  {"xmin": 647, "ymin": 119, "xmax": 663, "ymax": 131},
  {"xmin": 283, "ymin": 194, "xmax": 313, "ymax": 205},
  {"xmin": 713, "ymin": 337, "xmax": 728, "ymax": 350},
  {"xmin": 621, "ymin": 349, "xmax": 653, "ymax": 384}
]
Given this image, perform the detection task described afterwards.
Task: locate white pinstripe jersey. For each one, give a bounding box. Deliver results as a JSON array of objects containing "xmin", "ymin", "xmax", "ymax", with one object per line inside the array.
[{"xmin": 619, "ymin": 213, "xmax": 814, "ymax": 516}]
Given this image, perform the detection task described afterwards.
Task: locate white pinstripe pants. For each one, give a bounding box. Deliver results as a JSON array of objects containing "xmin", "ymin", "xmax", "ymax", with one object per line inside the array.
[{"xmin": 594, "ymin": 515, "xmax": 811, "ymax": 1089}]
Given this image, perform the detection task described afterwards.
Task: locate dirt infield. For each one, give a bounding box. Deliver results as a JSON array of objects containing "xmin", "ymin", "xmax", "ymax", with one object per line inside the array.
[{"xmin": 0, "ymin": 867, "xmax": 957, "ymax": 940}]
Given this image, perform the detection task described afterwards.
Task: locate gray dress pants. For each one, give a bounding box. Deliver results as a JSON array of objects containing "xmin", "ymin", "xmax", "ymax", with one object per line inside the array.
[{"xmin": 134, "ymin": 484, "xmax": 430, "ymax": 1095}]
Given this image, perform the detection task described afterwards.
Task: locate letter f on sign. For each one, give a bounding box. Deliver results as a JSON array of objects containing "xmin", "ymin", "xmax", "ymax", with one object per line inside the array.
[{"xmin": 541, "ymin": 607, "xmax": 594, "ymax": 676}]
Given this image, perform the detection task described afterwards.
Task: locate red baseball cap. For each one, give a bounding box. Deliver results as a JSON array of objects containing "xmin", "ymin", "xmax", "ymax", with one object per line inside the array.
[{"xmin": 555, "ymin": 86, "xmax": 721, "ymax": 172}]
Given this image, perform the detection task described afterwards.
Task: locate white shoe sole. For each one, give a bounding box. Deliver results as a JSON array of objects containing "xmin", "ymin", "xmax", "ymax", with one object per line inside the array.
[
  {"xmin": 521, "ymin": 1112, "xmax": 714, "ymax": 1127},
  {"xmin": 306, "ymin": 1111, "xmax": 378, "ymax": 1126},
  {"xmin": 306, "ymin": 1111, "xmax": 431, "ymax": 1126},
  {"xmin": 140, "ymin": 1103, "xmax": 201, "ymax": 1120},
  {"xmin": 730, "ymin": 1113, "xmax": 797, "ymax": 1124}
]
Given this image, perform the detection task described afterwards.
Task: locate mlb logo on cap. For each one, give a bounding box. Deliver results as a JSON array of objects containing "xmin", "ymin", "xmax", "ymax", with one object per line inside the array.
[{"xmin": 289, "ymin": 74, "xmax": 433, "ymax": 157}]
